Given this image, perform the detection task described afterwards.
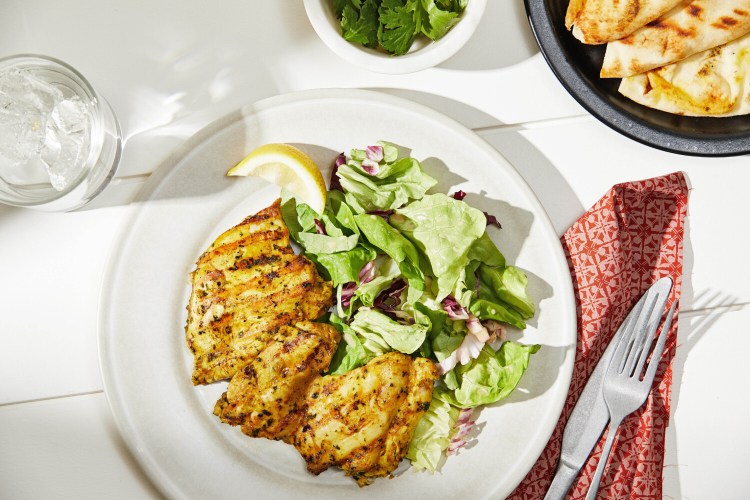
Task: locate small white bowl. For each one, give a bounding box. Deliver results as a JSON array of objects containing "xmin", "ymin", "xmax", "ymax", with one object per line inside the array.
[{"xmin": 303, "ymin": 0, "xmax": 487, "ymax": 74}]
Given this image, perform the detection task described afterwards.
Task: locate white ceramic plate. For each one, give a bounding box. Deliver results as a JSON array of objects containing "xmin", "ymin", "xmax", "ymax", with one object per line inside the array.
[{"xmin": 98, "ymin": 89, "xmax": 576, "ymax": 500}]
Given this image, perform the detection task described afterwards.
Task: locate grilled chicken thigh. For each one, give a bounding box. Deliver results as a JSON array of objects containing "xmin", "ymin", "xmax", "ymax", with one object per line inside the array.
[
  {"xmin": 214, "ymin": 321, "xmax": 341, "ymax": 443},
  {"xmin": 185, "ymin": 200, "xmax": 333, "ymax": 384},
  {"xmin": 293, "ymin": 352, "xmax": 439, "ymax": 486}
]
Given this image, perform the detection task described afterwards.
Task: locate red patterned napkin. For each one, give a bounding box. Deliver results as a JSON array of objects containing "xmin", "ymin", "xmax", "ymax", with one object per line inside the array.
[{"xmin": 508, "ymin": 172, "xmax": 689, "ymax": 499}]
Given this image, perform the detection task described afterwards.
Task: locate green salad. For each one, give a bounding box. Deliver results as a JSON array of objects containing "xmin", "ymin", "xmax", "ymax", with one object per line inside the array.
[
  {"xmin": 281, "ymin": 141, "xmax": 539, "ymax": 472},
  {"xmin": 333, "ymin": 0, "xmax": 469, "ymax": 56}
]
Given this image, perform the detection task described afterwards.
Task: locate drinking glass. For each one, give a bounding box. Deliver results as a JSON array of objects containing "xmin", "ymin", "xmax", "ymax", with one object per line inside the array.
[{"xmin": 0, "ymin": 54, "xmax": 121, "ymax": 211}]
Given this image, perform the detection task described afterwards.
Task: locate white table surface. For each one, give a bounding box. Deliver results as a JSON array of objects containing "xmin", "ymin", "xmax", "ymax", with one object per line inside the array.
[{"xmin": 1, "ymin": 1, "xmax": 749, "ymax": 499}]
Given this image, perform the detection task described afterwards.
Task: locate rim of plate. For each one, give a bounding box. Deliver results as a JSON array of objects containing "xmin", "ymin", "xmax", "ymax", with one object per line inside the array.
[{"xmin": 97, "ymin": 88, "xmax": 576, "ymax": 499}]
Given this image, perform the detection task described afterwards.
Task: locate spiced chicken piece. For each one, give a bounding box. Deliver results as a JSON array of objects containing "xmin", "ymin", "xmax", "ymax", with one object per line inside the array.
[
  {"xmin": 214, "ymin": 321, "xmax": 341, "ymax": 443},
  {"xmin": 292, "ymin": 352, "xmax": 439, "ymax": 486},
  {"xmin": 185, "ymin": 199, "xmax": 333, "ymax": 385}
]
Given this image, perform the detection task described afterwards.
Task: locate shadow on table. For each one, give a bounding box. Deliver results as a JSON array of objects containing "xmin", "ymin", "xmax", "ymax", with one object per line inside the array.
[
  {"xmin": 104, "ymin": 417, "xmax": 166, "ymax": 499},
  {"xmin": 438, "ymin": 0, "xmax": 540, "ymax": 71}
]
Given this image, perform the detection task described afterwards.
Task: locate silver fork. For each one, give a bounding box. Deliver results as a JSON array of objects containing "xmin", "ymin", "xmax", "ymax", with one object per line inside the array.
[{"xmin": 584, "ymin": 289, "xmax": 678, "ymax": 500}]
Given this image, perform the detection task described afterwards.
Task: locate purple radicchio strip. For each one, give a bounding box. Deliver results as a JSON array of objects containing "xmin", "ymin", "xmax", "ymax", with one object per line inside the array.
[
  {"xmin": 366, "ymin": 145, "xmax": 384, "ymax": 162},
  {"xmin": 361, "ymin": 159, "xmax": 380, "ymax": 175},
  {"xmin": 373, "ymin": 278, "xmax": 407, "ymax": 316},
  {"xmin": 437, "ymin": 331, "xmax": 484, "ymax": 374},
  {"xmin": 441, "ymin": 295, "xmax": 469, "ymax": 320},
  {"xmin": 437, "ymin": 312, "xmax": 491, "ymax": 375},
  {"xmin": 329, "ymin": 153, "xmax": 346, "ymax": 191},
  {"xmin": 451, "ymin": 190, "xmax": 467, "ymax": 201},
  {"xmin": 313, "ymin": 219, "xmax": 327, "ymax": 235},
  {"xmin": 447, "ymin": 408, "xmax": 475, "ymax": 455},
  {"xmin": 484, "ymin": 212, "xmax": 502, "ymax": 228},
  {"xmin": 359, "ymin": 260, "xmax": 376, "ymax": 285},
  {"xmin": 340, "ymin": 282, "xmax": 356, "ymax": 308},
  {"xmin": 367, "ymin": 209, "xmax": 394, "ymax": 220},
  {"xmin": 361, "ymin": 145, "xmax": 384, "ymax": 175}
]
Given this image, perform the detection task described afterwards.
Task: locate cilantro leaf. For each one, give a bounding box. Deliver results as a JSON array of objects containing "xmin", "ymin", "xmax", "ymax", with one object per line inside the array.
[{"xmin": 340, "ymin": 0, "xmax": 380, "ymax": 48}]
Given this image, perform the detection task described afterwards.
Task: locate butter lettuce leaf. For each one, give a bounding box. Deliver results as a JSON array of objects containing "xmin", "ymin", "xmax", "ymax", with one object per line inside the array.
[
  {"xmin": 390, "ymin": 193, "xmax": 485, "ymax": 301},
  {"xmin": 476, "ymin": 264, "xmax": 535, "ymax": 320},
  {"xmin": 337, "ymin": 156, "xmax": 437, "ymax": 213},
  {"xmin": 315, "ymin": 245, "xmax": 377, "ymax": 286},
  {"xmin": 327, "ymin": 314, "xmax": 372, "ymax": 375},
  {"xmin": 349, "ymin": 308, "xmax": 428, "ymax": 354},
  {"xmin": 406, "ymin": 388, "xmax": 459, "ymax": 472},
  {"xmin": 440, "ymin": 342, "xmax": 540, "ymax": 408},
  {"xmin": 354, "ymin": 213, "xmax": 425, "ymax": 303}
]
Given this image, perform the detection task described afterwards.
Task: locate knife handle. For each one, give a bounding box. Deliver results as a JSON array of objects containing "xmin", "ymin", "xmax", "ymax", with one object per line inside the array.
[{"xmin": 543, "ymin": 460, "xmax": 579, "ymax": 500}]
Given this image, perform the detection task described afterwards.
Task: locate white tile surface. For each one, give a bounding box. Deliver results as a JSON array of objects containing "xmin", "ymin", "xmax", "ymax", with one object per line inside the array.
[
  {"xmin": 663, "ymin": 307, "xmax": 750, "ymax": 500},
  {"xmin": 0, "ymin": 392, "xmax": 161, "ymax": 500},
  {"xmin": 0, "ymin": 205, "xmax": 129, "ymax": 404}
]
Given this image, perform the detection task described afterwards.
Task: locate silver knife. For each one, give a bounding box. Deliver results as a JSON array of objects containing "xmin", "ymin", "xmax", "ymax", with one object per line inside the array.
[{"xmin": 544, "ymin": 277, "xmax": 673, "ymax": 500}]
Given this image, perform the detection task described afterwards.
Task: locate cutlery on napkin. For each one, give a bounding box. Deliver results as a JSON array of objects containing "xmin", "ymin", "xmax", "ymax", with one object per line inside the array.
[
  {"xmin": 508, "ymin": 172, "xmax": 689, "ymax": 500},
  {"xmin": 544, "ymin": 277, "xmax": 674, "ymax": 500}
]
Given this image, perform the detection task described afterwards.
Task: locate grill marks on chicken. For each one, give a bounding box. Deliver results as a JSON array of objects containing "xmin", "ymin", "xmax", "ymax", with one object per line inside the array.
[
  {"xmin": 185, "ymin": 200, "xmax": 334, "ymax": 385},
  {"xmin": 187, "ymin": 200, "xmax": 439, "ymax": 485},
  {"xmin": 214, "ymin": 321, "xmax": 341, "ymax": 443},
  {"xmin": 293, "ymin": 352, "xmax": 439, "ymax": 486}
]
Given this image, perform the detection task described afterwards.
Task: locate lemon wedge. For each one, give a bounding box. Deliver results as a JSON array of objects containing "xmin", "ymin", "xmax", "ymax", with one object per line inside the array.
[{"xmin": 227, "ymin": 143, "xmax": 327, "ymax": 214}]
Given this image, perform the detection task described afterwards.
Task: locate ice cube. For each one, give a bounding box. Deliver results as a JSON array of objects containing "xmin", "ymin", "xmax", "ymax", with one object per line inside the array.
[
  {"xmin": 43, "ymin": 95, "xmax": 90, "ymax": 190},
  {"xmin": 0, "ymin": 66, "xmax": 91, "ymax": 192}
]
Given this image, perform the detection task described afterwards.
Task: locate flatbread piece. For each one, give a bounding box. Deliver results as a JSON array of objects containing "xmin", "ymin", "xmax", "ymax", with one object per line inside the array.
[
  {"xmin": 602, "ymin": 0, "xmax": 750, "ymax": 77},
  {"xmin": 618, "ymin": 32, "xmax": 750, "ymax": 116},
  {"xmin": 565, "ymin": 0, "xmax": 683, "ymax": 44}
]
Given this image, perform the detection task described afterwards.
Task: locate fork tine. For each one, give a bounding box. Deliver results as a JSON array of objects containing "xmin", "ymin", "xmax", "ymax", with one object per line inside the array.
[
  {"xmin": 612, "ymin": 297, "xmax": 646, "ymax": 374},
  {"xmin": 642, "ymin": 299, "xmax": 677, "ymax": 382},
  {"xmin": 621, "ymin": 289, "xmax": 660, "ymax": 375},
  {"xmin": 626, "ymin": 289, "xmax": 669, "ymax": 377},
  {"xmin": 632, "ymin": 294, "xmax": 672, "ymax": 378}
]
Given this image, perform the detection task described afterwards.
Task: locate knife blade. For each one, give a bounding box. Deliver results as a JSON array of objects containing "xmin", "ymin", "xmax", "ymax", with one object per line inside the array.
[{"xmin": 544, "ymin": 277, "xmax": 673, "ymax": 500}]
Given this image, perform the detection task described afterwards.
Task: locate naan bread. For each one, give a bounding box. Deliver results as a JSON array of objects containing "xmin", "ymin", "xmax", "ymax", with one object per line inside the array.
[
  {"xmin": 602, "ymin": 0, "xmax": 750, "ymax": 77},
  {"xmin": 618, "ymin": 33, "xmax": 750, "ymax": 116},
  {"xmin": 565, "ymin": 0, "xmax": 683, "ymax": 44}
]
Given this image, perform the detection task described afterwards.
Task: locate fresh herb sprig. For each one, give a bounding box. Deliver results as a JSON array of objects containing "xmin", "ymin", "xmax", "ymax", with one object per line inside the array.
[{"xmin": 333, "ymin": 0, "xmax": 468, "ymax": 56}]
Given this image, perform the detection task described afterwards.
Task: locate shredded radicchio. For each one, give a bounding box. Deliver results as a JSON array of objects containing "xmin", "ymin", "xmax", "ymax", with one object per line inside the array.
[
  {"xmin": 441, "ymin": 295, "xmax": 469, "ymax": 320},
  {"xmin": 437, "ymin": 311, "xmax": 492, "ymax": 375},
  {"xmin": 366, "ymin": 145, "xmax": 384, "ymax": 162},
  {"xmin": 313, "ymin": 219, "xmax": 327, "ymax": 235},
  {"xmin": 367, "ymin": 209, "xmax": 394, "ymax": 220},
  {"xmin": 447, "ymin": 408, "xmax": 475, "ymax": 455},
  {"xmin": 329, "ymin": 153, "xmax": 346, "ymax": 191},
  {"xmin": 359, "ymin": 260, "xmax": 376, "ymax": 285},
  {"xmin": 438, "ymin": 331, "xmax": 484, "ymax": 374},
  {"xmin": 451, "ymin": 190, "xmax": 467, "ymax": 201},
  {"xmin": 361, "ymin": 159, "xmax": 379, "ymax": 175},
  {"xmin": 373, "ymin": 278, "xmax": 407, "ymax": 316},
  {"xmin": 340, "ymin": 281, "xmax": 356, "ymax": 308},
  {"xmin": 484, "ymin": 211, "xmax": 502, "ymax": 228},
  {"xmin": 361, "ymin": 145, "xmax": 384, "ymax": 175}
]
